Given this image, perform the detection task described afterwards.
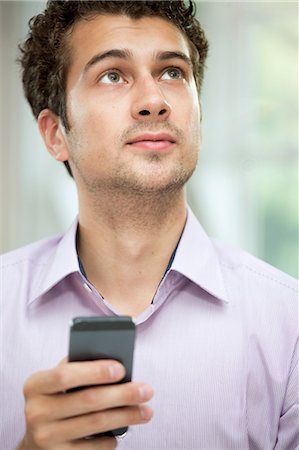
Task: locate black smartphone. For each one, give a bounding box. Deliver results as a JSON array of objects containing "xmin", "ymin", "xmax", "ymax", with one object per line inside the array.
[{"xmin": 68, "ymin": 315, "xmax": 136, "ymax": 438}]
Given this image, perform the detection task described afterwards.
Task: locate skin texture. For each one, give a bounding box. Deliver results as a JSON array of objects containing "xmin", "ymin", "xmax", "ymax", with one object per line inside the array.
[
  {"xmin": 18, "ymin": 14, "xmax": 202, "ymax": 449},
  {"xmin": 62, "ymin": 15, "xmax": 200, "ymax": 199}
]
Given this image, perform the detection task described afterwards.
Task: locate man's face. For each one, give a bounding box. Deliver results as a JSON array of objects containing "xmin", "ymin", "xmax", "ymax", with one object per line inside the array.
[{"xmin": 62, "ymin": 14, "xmax": 201, "ymax": 196}]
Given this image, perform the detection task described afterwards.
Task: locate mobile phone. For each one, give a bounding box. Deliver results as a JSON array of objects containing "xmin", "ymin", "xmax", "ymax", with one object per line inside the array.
[{"xmin": 68, "ymin": 316, "xmax": 136, "ymax": 437}]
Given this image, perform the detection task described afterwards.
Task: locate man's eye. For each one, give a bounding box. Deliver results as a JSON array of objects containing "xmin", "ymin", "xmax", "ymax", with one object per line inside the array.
[
  {"xmin": 100, "ymin": 71, "xmax": 123, "ymax": 84},
  {"xmin": 161, "ymin": 68, "xmax": 184, "ymax": 80}
]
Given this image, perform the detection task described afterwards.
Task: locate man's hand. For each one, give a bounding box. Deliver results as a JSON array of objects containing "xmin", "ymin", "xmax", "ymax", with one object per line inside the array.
[{"xmin": 17, "ymin": 359, "xmax": 154, "ymax": 449}]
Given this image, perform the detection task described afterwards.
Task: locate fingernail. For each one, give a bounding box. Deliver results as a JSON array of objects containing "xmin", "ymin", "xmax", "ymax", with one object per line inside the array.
[
  {"xmin": 109, "ymin": 363, "xmax": 125, "ymax": 379},
  {"xmin": 138, "ymin": 384, "xmax": 154, "ymax": 401},
  {"xmin": 140, "ymin": 405, "xmax": 153, "ymax": 421}
]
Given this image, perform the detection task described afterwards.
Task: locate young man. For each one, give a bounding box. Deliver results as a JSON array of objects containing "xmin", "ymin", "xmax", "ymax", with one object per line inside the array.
[{"xmin": 1, "ymin": 1, "xmax": 298, "ymax": 449}]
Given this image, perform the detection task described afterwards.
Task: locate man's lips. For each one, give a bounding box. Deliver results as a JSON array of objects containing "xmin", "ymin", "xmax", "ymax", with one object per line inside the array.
[{"xmin": 126, "ymin": 133, "xmax": 176, "ymax": 151}]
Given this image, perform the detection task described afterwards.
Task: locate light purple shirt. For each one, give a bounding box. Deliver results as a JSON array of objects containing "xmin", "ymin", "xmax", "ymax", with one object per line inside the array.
[{"xmin": 1, "ymin": 208, "xmax": 298, "ymax": 449}]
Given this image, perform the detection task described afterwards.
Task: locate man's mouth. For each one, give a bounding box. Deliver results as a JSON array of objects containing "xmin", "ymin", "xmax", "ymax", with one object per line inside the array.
[{"xmin": 126, "ymin": 133, "xmax": 176, "ymax": 151}]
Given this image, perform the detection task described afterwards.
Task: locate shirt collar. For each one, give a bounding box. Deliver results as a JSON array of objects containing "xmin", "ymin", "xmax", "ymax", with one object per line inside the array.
[
  {"xmin": 29, "ymin": 218, "xmax": 80, "ymax": 304},
  {"xmin": 171, "ymin": 208, "xmax": 229, "ymax": 303},
  {"xmin": 29, "ymin": 207, "xmax": 229, "ymax": 304}
]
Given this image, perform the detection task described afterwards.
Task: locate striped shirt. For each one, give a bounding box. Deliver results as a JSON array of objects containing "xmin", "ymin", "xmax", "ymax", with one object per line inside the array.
[{"xmin": 1, "ymin": 208, "xmax": 298, "ymax": 449}]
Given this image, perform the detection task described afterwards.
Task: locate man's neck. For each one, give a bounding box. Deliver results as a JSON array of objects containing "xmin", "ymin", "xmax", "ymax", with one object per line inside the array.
[{"xmin": 77, "ymin": 190, "xmax": 187, "ymax": 316}]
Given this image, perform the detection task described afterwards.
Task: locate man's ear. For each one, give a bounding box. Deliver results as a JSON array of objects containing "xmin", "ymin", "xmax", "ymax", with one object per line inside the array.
[{"xmin": 37, "ymin": 109, "xmax": 70, "ymax": 162}]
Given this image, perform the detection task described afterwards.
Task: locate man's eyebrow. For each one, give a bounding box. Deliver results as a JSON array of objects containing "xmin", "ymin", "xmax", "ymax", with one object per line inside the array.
[
  {"xmin": 157, "ymin": 51, "xmax": 192, "ymax": 67},
  {"xmin": 83, "ymin": 49, "xmax": 192, "ymax": 75},
  {"xmin": 83, "ymin": 49, "xmax": 133, "ymax": 74}
]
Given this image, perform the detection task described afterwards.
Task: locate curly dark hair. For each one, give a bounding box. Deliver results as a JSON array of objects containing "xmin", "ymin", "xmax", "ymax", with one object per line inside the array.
[{"xmin": 18, "ymin": 0, "xmax": 209, "ymax": 176}]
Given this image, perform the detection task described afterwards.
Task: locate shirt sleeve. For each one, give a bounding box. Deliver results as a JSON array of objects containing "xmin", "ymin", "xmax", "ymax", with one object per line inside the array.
[{"xmin": 275, "ymin": 338, "xmax": 299, "ymax": 449}]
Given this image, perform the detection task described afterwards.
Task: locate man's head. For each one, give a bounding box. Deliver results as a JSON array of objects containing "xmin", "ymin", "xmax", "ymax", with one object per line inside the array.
[
  {"xmin": 19, "ymin": 1, "xmax": 208, "ymax": 154},
  {"xmin": 18, "ymin": 1, "xmax": 208, "ymax": 199}
]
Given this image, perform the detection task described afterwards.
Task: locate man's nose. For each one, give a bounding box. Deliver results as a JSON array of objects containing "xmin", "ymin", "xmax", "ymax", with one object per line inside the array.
[{"xmin": 131, "ymin": 77, "xmax": 172, "ymax": 121}]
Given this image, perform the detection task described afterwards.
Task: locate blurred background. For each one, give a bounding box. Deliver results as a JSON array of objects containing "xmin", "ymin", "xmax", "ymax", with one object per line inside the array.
[{"xmin": 0, "ymin": 1, "xmax": 298, "ymax": 278}]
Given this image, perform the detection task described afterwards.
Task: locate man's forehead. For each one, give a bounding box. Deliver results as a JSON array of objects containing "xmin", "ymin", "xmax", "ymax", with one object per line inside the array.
[{"xmin": 68, "ymin": 13, "xmax": 191, "ymax": 61}]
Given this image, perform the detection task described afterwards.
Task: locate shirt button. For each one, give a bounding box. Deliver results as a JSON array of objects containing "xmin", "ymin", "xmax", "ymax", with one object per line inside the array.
[
  {"xmin": 83, "ymin": 282, "xmax": 92, "ymax": 293},
  {"xmin": 117, "ymin": 431, "xmax": 127, "ymax": 440}
]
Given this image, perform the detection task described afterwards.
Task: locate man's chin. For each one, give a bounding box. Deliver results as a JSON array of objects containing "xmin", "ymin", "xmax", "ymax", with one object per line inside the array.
[{"xmin": 110, "ymin": 170, "xmax": 195, "ymax": 196}]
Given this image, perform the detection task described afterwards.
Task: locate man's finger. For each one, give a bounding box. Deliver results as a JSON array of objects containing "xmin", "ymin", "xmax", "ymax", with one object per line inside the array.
[
  {"xmin": 23, "ymin": 360, "xmax": 125, "ymax": 396},
  {"xmin": 39, "ymin": 404, "xmax": 153, "ymax": 443},
  {"xmin": 32, "ymin": 382, "xmax": 154, "ymax": 420}
]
